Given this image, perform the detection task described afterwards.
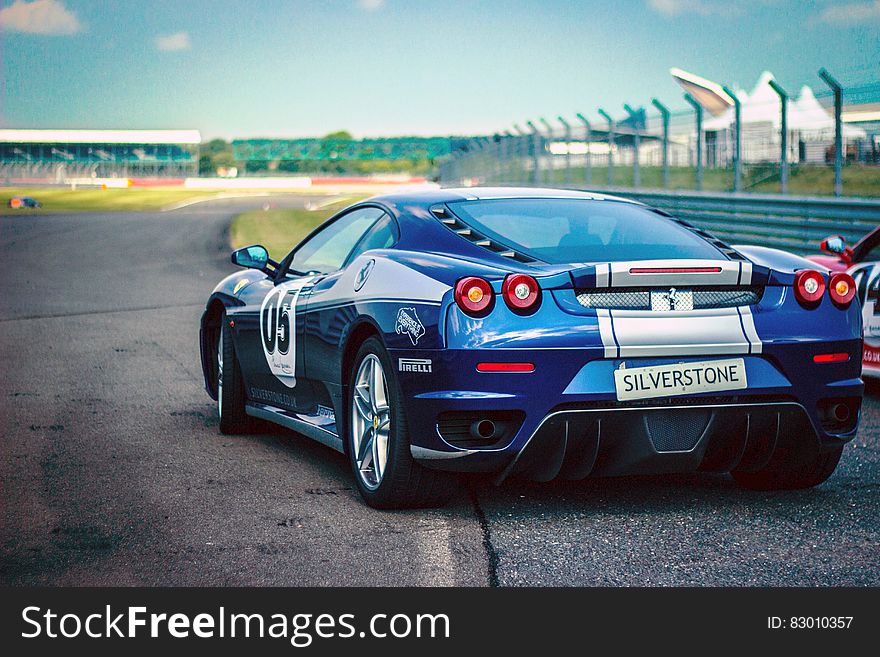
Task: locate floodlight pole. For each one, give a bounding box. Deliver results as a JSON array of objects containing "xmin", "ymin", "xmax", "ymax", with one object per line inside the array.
[
  {"xmin": 819, "ymin": 68, "xmax": 843, "ymax": 197},
  {"xmin": 624, "ymin": 103, "xmax": 641, "ymax": 189},
  {"xmin": 558, "ymin": 116, "xmax": 572, "ymax": 187},
  {"xmin": 540, "ymin": 117, "xmax": 555, "ymax": 186},
  {"xmin": 722, "ymin": 85, "xmax": 741, "ymax": 192},
  {"xmin": 526, "ymin": 120, "xmax": 541, "ymax": 186},
  {"xmin": 598, "ymin": 108, "xmax": 615, "ymax": 187},
  {"xmin": 651, "ymin": 98, "xmax": 671, "ymax": 190},
  {"xmin": 684, "ymin": 93, "xmax": 703, "ymax": 191},
  {"xmin": 768, "ymin": 79, "xmax": 789, "ymax": 194},
  {"xmin": 576, "ymin": 113, "xmax": 592, "ymax": 186}
]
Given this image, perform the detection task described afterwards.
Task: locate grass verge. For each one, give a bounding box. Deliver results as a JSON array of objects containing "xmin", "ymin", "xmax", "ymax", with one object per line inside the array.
[
  {"xmin": 538, "ymin": 164, "xmax": 880, "ymax": 197},
  {"xmin": 229, "ymin": 197, "xmax": 365, "ymax": 260}
]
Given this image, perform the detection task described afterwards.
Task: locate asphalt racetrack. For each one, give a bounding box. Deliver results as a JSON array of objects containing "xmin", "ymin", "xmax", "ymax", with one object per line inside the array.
[{"xmin": 2, "ymin": 195, "xmax": 879, "ymax": 586}]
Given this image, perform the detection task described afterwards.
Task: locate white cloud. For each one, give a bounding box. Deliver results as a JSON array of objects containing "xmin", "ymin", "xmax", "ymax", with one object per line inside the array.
[
  {"xmin": 0, "ymin": 0, "xmax": 82, "ymax": 35},
  {"xmin": 155, "ymin": 31, "xmax": 191, "ymax": 52},
  {"xmin": 356, "ymin": 0, "xmax": 385, "ymax": 10},
  {"xmin": 818, "ymin": 0, "xmax": 880, "ymax": 24},
  {"xmin": 647, "ymin": 0, "xmax": 738, "ymax": 16}
]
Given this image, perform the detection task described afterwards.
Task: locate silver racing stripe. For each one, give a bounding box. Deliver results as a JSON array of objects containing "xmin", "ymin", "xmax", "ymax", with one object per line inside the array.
[
  {"xmin": 595, "ymin": 263, "xmax": 611, "ymax": 288},
  {"xmin": 737, "ymin": 305, "xmax": 763, "ymax": 354},
  {"xmin": 596, "ymin": 308, "xmax": 618, "ymax": 358},
  {"xmin": 607, "ymin": 307, "xmax": 757, "ymax": 358}
]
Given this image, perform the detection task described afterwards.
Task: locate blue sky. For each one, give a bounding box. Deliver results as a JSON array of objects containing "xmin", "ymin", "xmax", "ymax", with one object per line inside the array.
[{"xmin": 1, "ymin": 0, "xmax": 878, "ymax": 139}]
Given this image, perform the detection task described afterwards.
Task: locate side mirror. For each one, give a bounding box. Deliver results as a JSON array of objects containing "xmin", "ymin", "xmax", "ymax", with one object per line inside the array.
[
  {"xmin": 820, "ymin": 235, "xmax": 853, "ymax": 263},
  {"xmin": 231, "ymin": 245, "xmax": 270, "ymax": 270}
]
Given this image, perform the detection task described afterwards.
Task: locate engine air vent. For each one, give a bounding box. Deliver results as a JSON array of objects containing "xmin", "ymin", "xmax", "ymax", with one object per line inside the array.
[{"xmin": 431, "ymin": 204, "xmax": 536, "ymax": 263}]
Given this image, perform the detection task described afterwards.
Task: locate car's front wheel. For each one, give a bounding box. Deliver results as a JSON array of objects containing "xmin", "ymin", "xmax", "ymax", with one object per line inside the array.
[
  {"xmin": 216, "ymin": 314, "xmax": 254, "ymax": 434},
  {"xmin": 347, "ymin": 336, "xmax": 455, "ymax": 509}
]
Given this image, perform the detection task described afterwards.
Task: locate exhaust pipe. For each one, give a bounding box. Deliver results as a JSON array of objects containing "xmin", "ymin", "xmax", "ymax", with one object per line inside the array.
[
  {"xmin": 470, "ymin": 419, "xmax": 497, "ymax": 442},
  {"xmin": 820, "ymin": 401, "xmax": 851, "ymax": 427},
  {"xmin": 830, "ymin": 403, "xmax": 850, "ymax": 424}
]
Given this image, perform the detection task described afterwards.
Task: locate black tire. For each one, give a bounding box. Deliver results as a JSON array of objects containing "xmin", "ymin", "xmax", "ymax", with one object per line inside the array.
[
  {"xmin": 217, "ymin": 315, "xmax": 255, "ymax": 434},
  {"xmin": 347, "ymin": 336, "xmax": 455, "ymax": 509},
  {"xmin": 732, "ymin": 444, "xmax": 843, "ymax": 490}
]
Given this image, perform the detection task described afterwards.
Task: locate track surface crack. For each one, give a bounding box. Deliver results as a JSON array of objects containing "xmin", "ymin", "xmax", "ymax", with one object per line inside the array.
[{"xmin": 468, "ymin": 486, "xmax": 499, "ymax": 587}]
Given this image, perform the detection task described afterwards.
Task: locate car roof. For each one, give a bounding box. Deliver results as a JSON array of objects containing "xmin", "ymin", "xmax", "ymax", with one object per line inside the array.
[{"xmin": 367, "ymin": 186, "xmax": 643, "ymax": 208}]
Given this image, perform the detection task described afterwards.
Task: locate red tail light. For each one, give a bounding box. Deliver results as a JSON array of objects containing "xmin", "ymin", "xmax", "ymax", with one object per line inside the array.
[
  {"xmin": 793, "ymin": 270, "xmax": 825, "ymax": 305},
  {"xmin": 476, "ymin": 362, "xmax": 535, "ymax": 373},
  {"xmin": 813, "ymin": 352, "xmax": 850, "ymax": 363},
  {"xmin": 502, "ymin": 274, "xmax": 541, "ymax": 313},
  {"xmin": 828, "ymin": 272, "xmax": 856, "ymax": 306},
  {"xmin": 455, "ymin": 277, "xmax": 494, "ymax": 315}
]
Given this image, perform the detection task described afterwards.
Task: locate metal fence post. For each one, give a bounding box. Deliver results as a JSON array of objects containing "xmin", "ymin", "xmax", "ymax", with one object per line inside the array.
[
  {"xmin": 558, "ymin": 116, "xmax": 572, "ymax": 187},
  {"xmin": 576, "ymin": 113, "xmax": 592, "ymax": 186},
  {"xmin": 819, "ymin": 68, "xmax": 843, "ymax": 197},
  {"xmin": 501, "ymin": 130, "xmax": 515, "ymax": 184},
  {"xmin": 483, "ymin": 136, "xmax": 494, "ymax": 184},
  {"xmin": 624, "ymin": 104, "xmax": 641, "ymax": 189},
  {"xmin": 651, "ymin": 99, "xmax": 670, "ymax": 190},
  {"xmin": 598, "ymin": 108, "xmax": 614, "ymax": 187},
  {"xmin": 540, "ymin": 117, "xmax": 555, "ymax": 186},
  {"xmin": 513, "ymin": 124, "xmax": 527, "ymax": 184},
  {"xmin": 722, "ymin": 85, "xmax": 741, "ymax": 192},
  {"xmin": 526, "ymin": 120, "xmax": 541, "ymax": 186},
  {"xmin": 768, "ymin": 79, "xmax": 789, "ymax": 194},
  {"xmin": 684, "ymin": 94, "xmax": 703, "ymax": 191}
]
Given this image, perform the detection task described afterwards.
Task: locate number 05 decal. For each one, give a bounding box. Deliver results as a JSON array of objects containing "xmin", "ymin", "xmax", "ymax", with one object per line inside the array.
[{"xmin": 259, "ymin": 278, "xmax": 312, "ymax": 388}]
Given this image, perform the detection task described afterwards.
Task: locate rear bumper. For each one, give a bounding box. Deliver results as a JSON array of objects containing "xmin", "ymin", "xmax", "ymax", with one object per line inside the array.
[
  {"xmin": 497, "ymin": 401, "xmax": 828, "ymax": 483},
  {"xmin": 397, "ymin": 342, "xmax": 863, "ymax": 480}
]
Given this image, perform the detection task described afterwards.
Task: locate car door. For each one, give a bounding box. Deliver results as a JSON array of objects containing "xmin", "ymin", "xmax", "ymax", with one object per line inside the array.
[
  {"xmin": 303, "ymin": 211, "xmax": 400, "ymax": 388},
  {"xmin": 240, "ymin": 206, "xmax": 387, "ymax": 414}
]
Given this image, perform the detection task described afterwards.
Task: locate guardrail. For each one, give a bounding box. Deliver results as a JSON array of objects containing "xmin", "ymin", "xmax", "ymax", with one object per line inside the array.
[{"xmin": 587, "ymin": 188, "xmax": 880, "ymax": 255}]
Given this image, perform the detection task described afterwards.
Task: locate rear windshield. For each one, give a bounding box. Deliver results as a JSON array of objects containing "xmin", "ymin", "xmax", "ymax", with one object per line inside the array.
[{"xmin": 446, "ymin": 198, "xmax": 723, "ymax": 263}]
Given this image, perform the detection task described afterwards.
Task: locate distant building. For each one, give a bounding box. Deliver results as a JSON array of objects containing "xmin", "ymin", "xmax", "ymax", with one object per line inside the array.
[{"xmin": 0, "ymin": 129, "xmax": 201, "ymax": 182}]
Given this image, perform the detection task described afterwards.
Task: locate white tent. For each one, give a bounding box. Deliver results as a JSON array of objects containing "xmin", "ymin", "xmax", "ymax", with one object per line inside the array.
[
  {"xmin": 704, "ymin": 72, "xmax": 866, "ymax": 136},
  {"xmin": 792, "ymin": 85, "xmax": 866, "ymax": 138},
  {"xmin": 701, "ymin": 71, "xmax": 866, "ymax": 163}
]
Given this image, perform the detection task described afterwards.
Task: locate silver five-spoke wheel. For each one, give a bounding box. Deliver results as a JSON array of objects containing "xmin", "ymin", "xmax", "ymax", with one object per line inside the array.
[{"xmin": 351, "ymin": 354, "xmax": 391, "ymax": 490}]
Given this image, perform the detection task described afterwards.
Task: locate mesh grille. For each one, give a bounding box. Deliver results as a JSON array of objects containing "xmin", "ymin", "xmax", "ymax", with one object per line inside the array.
[
  {"xmin": 575, "ymin": 286, "xmax": 762, "ymax": 311},
  {"xmin": 576, "ymin": 290, "xmax": 649, "ymax": 309},
  {"xmin": 646, "ymin": 409, "xmax": 711, "ymax": 452}
]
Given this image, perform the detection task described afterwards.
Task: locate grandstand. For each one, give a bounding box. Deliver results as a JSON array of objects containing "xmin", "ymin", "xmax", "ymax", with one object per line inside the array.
[
  {"xmin": 232, "ymin": 137, "xmax": 451, "ymax": 163},
  {"xmin": 0, "ymin": 129, "xmax": 201, "ymax": 182}
]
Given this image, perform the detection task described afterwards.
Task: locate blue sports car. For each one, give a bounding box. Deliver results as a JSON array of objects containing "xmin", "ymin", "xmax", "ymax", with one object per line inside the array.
[{"xmin": 199, "ymin": 188, "xmax": 863, "ymax": 508}]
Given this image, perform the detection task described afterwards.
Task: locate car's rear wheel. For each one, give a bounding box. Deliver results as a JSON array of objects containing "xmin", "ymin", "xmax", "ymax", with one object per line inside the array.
[
  {"xmin": 732, "ymin": 441, "xmax": 843, "ymax": 490},
  {"xmin": 347, "ymin": 336, "xmax": 455, "ymax": 509},
  {"xmin": 217, "ymin": 314, "xmax": 254, "ymax": 434}
]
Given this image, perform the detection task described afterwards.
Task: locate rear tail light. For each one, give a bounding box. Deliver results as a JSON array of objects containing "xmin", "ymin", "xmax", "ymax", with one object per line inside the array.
[
  {"xmin": 793, "ymin": 270, "xmax": 825, "ymax": 305},
  {"xmin": 502, "ymin": 274, "xmax": 541, "ymax": 313},
  {"xmin": 829, "ymin": 272, "xmax": 856, "ymax": 306},
  {"xmin": 813, "ymin": 352, "xmax": 850, "ymax": 363},
  {"xmin": 455, "ymin": 276, "xmax": 494, "ymax": 315},
  {"xmin": 476, "ymin": 362, "xmax": 535, "ymax": 373}
]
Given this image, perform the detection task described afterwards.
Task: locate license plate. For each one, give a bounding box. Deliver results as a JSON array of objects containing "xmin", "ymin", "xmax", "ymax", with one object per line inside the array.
[{"xmin": 613, "ymin": 358, "xmax": 747, "ymax": 401}]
